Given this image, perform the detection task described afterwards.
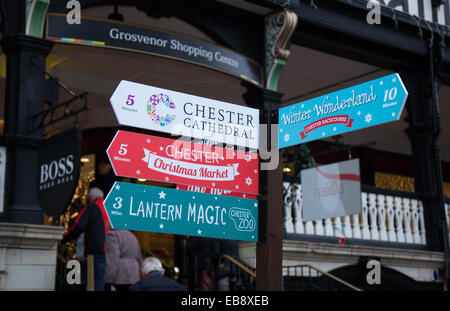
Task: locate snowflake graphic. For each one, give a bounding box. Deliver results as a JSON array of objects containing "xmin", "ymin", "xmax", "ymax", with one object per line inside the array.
[
  {"xmin": 245, "ymin": 154, "xmax": 252, "ymax": 162},
  {"xmin": 284, "ymin": 133, "xmax": 290, "ymax": 142},
  {"xmin": 245, "ymin": 177, "xmax": 252, "ymax": 186},
  {"xmin": 365, "ymin": 113, "xmax": 372, "ymax": 123}
]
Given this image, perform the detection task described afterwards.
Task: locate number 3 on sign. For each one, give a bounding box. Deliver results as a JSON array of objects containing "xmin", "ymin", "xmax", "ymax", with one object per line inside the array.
[{"xmin": 113, "ymin": 197, "xmax": 123, "ymax": 209}]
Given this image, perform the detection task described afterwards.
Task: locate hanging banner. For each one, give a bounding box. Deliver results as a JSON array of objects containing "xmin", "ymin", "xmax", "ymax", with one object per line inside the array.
[
  {"xmin": 104, "ymin": 182, "xmax": 258, "ymax": 242},
  {"xmin": 301, "ymin": 159, "xmax": 361, "ymax": 221},
  {"xmin": 46, "ymin": 13, "xmax": 263, "ymax": 87},
  {"xmin": 38, "ymin": 127, "xmax": 82, "ymax": 216},
  {"xmin": 110, "ymin": 81, "xmax": 260, "ymax": 149},
  {"xmin": 278, "ymin": 73, "xmax": 408, "ymax": 148},
  {"xmin": 107, "ymin": 130, "xmax": 259, "ymax": 195}
]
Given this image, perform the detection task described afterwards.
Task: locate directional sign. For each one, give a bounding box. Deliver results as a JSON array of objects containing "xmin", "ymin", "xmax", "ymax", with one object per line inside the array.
[
  {"xmin": 278, "ymin": 73, "xmax": 408, "ymax": 148},
  {"xmin": 107, "ymin": 130, "xmax": 259, "ymax": 195},
  {"xmin": 104, "ymin": 182, "xmax": 258, "ymax": 242},
  {"xmin": 110, "ymin": 80, "xmax": 259, "ymax": 149}
]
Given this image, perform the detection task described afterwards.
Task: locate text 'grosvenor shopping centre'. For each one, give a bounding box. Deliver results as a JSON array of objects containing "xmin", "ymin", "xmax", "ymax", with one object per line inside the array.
[{"xmin": 109, "ymin": 28, "xmax": 239, "ymax": 68}]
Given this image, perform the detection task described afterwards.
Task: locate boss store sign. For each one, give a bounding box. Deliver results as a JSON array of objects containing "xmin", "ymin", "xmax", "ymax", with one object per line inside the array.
[{"xmin": 38, "ymin": 127, "xmax": 82, "ymax": 216}]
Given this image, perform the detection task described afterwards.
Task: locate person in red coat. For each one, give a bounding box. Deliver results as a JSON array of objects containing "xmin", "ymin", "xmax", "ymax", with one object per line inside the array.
[{"xmin": 61, "ymin": 187, "xmax": 110, "ymax": 291}]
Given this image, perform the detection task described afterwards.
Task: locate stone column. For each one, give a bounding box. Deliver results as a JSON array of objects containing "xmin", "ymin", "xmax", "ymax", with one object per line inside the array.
[{"xmin": 0, "ymin": 222, "xmax": 64, "ymax": 290}]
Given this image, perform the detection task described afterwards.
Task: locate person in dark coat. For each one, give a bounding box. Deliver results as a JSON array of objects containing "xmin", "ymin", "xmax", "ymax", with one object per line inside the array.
[
  {"xmin": 104, "ymin": 229, "xmax": 143, "ymax": 291},
  {"xmin": 129, "ymin": 257, "xmax": 186, "ymax": 291},
  {"xmin": 211, "ymin": 239, "xmax": 240, "ymax": 291},
  {"xmin": 89, "ymin": 158, "xmax": 117, "ymax": 197},
  {"xmin": 186, "ymin": 236, "xmax": 214, "ymax": 290},
  {"xmin": 61, "ymin": 187, "xmax": 110, "ymax": 291}
]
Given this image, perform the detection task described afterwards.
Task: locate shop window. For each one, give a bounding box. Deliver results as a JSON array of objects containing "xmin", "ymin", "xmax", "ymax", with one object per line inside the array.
[{"xmin": 374, "ymin": 171, "xmax": 415, "ymax": 193}]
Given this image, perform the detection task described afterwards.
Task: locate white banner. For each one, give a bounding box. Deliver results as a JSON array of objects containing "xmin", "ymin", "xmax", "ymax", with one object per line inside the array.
[{"xmin": 142, "ymin": 148, "xmax": 240, "ymax": 181}]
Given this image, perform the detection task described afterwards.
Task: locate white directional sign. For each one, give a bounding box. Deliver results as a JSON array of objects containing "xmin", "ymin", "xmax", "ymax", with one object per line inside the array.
[{"xmin": 110, "ymin": 80, "xmax": 260, "ymax": 149}]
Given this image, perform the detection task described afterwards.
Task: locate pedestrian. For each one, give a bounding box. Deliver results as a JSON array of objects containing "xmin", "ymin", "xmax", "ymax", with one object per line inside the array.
[
  {"xmin": 129, "ymin": 257, "xmax": 187, "ymax": 291},
  {"xmin": 61, "ymin": 187, "xmax": 110, "ymax": 291},
  {"xmin": 89, "ymin": 158, "xmax": 118, "ymax": 197},
  {"xmin": 186, "ymin": 236, "xmax": 214, "ymax": 290},
  {"xmin": 104, "ymin": 229, "xmax": 143, "ymax": 291},
  {"xmin": 211, "ymin": 239, "xmax": 240, "ymax": 291}
]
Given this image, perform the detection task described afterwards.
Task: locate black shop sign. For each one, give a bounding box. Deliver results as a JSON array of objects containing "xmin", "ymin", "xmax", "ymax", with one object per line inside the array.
[{"xmin": 38, "ymin": 127, "xmax": 82, "ymax": 216}]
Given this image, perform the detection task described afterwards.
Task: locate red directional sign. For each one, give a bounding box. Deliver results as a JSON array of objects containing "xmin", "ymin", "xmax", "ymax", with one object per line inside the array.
[{"xmin": 107, "ymin": 130, "xmax": 259, "ymax": 195}]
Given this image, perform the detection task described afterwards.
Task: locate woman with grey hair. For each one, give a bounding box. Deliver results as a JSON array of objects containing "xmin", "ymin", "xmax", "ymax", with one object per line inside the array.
[{"xmin": 129, "ymin": 257, "xmax": 186, "ymax": 291}]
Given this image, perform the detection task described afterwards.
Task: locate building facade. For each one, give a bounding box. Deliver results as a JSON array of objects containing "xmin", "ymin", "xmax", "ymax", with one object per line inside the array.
[{"xmin": 0, "ymin": 0, "xmax": 449, "ymax": 290}]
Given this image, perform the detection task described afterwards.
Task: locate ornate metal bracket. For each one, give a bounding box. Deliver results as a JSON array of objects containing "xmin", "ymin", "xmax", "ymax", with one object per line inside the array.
[
  {"xmin": 27, "ymin": 61, "xmax": 89, "ymax": 134},
  {"xmin": 27, "ymin": 91, "xmax": 89, "ymax": 134},
  {"xmin": 265, "ymin": 8, "xmax": 298, "ymax": 91}
]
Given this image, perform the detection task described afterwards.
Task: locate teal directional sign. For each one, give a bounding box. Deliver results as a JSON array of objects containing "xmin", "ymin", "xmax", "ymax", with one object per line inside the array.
[
  {"xmin": 278, "ymin": 73, "xmax": 408, "ymax": 148},
  {"xmin": 104, "ymin": 182, "xmax": 258, "ymax": 242}
]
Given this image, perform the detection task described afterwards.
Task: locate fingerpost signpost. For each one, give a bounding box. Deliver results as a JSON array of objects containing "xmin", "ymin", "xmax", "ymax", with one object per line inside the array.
[{"xmin": 106, "ymin": 81, "xmax": 260, "ymax": 243}]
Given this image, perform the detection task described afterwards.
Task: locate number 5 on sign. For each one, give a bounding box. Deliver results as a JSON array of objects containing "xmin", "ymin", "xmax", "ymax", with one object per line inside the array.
[
  {"xmin": 118, "ymin": 144, "xmax": 127, "ymax": 156},
  {"xmin": 126, "ymin": 95, "xmax": 135, "ymax": 106}
]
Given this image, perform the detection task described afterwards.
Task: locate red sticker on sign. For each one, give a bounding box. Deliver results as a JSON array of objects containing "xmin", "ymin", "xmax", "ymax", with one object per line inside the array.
[{"xmin": 107, "ymin": 130, "xmax": 259, "ymax": 195}]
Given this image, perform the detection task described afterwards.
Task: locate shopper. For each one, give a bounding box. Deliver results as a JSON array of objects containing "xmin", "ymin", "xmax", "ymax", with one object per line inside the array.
[
  {"xmin": 89, "ymin": 158, "xmax": 117, "ymax": 197},
  {"xmin": 211, "ymin": 239, "xmax": 240, "ymax": 291},
  {"xmin": 129, "ymin": 257, "xmax": 186, "ymax": 291},
  {"xmin": 104, "ymin": 229, "xmax": 143, "ymax": 291},
  {"xmin": 187, "ymin": 236, "xmax": 215, "ymax": 290},
  {"xmin": 61, "ymin": 187, "xmax": 110, "ymax": 291}
]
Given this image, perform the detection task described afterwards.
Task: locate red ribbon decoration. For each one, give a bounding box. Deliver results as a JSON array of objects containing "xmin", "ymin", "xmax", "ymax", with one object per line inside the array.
[
  {"xmin": 300, "ymin": 115, "xmax": 354, "ymax": 139},
  {"xmin": 315, "ymin": 166, "xmax": 360, "ymax": 182}
]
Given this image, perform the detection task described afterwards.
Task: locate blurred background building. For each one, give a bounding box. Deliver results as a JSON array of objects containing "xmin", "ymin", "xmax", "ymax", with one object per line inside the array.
[{"xmin": 0, "ymin": 0, "xmax": 449, "ymax": 291}]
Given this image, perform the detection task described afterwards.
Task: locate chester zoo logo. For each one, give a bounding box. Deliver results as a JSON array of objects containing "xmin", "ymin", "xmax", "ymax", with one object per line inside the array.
[{"xmin": 147, "ymin": 93, "xmax": 176, "ymax": 127}]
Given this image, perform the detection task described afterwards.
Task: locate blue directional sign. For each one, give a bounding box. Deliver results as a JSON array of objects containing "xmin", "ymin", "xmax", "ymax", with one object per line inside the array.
[
  {"xmin": 278, "ymin": 73, "xmax": 408, "ymax": 148},
  {"xmin": 104, "ymin": 182, "xmax": 258, "ymax": 242}
]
